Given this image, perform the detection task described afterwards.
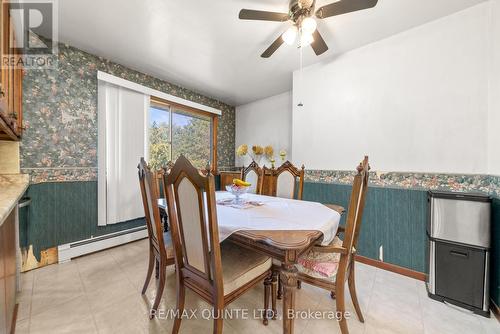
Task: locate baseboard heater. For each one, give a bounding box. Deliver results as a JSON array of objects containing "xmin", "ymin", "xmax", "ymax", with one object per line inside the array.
[{"xmin": 58, "ymin": 226, "xmax": 148, "ymax": 263}]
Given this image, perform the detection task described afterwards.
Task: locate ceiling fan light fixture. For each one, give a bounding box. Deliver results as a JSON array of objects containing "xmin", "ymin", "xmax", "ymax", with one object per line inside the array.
[
  {"xmin": 239, "ymin": 0, "xmax": 380, "ymax": 58},
  {"xmin": 299, "ymin": 32, "xmax": 314, "ymax": 47},
  {"xmin": 301, "ymin": 17, "xmax": 317, "ymax": 34},
  {"xmin": 282, "ymin": 25, "xmax": 298, "ymax": 45}
]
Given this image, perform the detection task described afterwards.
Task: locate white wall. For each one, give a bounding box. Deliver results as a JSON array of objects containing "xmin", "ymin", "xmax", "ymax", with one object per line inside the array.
[
  {"xmin": 488, "ymin": 0, "xmax": 500, "ymax": 175},
  {"xmin": 292, "ymin": 3, "xmax": 492, "ymax": 173},
  {"xmin": 235, "ymin": 91, "xmax": 292, "ymax": 167}
]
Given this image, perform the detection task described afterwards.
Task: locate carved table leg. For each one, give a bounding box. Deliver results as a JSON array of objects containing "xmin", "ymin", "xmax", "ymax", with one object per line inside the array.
[
  {"xmin": 281, "ymin": 263, "xmax": 298, "ymax": 334},
  {"xmin": 271, "ymin": 270, "xmax": 278, "ymax": 319},
  {"xmin": 277, "ymin": 276, "xmax": 283, "ymax": 300},
  {"xmin": 263, "ymin": 273, "xmax": 271, "ymax": 325}
]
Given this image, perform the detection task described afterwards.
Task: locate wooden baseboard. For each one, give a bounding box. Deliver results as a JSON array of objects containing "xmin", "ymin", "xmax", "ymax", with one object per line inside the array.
[
  {"xmin": 11, "ymin": 303, "xmax": 18, "ymax": 334},
  {"xmin": 355, "ymin": 255, "xmax": 427, "ymax": 281},
  {"xmin": 492, "ymin": 300, "xmax": 500, "ymax": 323}
]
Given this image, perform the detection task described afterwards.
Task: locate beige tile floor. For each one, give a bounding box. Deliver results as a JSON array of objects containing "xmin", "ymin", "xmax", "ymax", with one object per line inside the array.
[{"xmin": 15, "ymin": 239, "xmax": 500, "ymax": 334}]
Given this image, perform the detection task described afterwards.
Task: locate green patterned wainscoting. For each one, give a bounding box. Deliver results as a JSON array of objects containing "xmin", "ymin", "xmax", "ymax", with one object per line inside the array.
[
  {"xmin": 302, "ymin": 182, "xmax": 428, "ymax": 273},
  {"xmin": 19, "ymin": 181, "xmax": 145, "ymax": 258},
  {"xmin": 491, "ymin": 196, "xmax": 500, "ymax": 308}
]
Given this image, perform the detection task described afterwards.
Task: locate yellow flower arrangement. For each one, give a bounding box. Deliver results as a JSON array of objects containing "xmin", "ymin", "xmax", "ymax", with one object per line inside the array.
[
  {"xmin": 252, "ymin": 145, "xmax": 264, "ymax": 156},
  {"xmin": 264, "ymin": 145, "xmax": 274, "ymax": 159},
  {"xmin": 237, "ymin": 144, "xmax": 276, "ymax": 165},
  {"xmin": 236, "ymin": 144, "xmax": 248, "ymax": 157}
]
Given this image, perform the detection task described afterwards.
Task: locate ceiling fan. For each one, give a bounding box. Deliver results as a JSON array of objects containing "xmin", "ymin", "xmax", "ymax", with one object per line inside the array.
[{"xmin": 238, "ymin": 0, "xmax": 378, "ymax": 58}]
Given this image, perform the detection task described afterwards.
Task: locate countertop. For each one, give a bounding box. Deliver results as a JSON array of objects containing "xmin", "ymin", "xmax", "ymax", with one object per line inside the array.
[{"xmin": 0, "ymin": 173, "xmax": 29, "ymax": 224}]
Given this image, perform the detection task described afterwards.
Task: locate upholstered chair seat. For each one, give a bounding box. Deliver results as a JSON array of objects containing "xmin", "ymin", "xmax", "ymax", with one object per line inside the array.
[
  {"xmin": 296, "ymin": 237, "xmax": 356, "ymax": 282},
  {"xmin": 220, "ymin": 242, "xmax": 272, "ymax": 295}
]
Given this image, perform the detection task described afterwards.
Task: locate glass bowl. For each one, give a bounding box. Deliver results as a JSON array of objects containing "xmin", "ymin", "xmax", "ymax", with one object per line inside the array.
[{"xmin": 225, "ymin": 184, "xmax": 250, "ymax": 204}]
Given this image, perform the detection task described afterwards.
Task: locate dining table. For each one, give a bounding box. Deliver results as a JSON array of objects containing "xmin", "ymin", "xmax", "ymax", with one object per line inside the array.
[{"xmin": 159, "ymin": 191, "xmax": 341, "ymax": 334}]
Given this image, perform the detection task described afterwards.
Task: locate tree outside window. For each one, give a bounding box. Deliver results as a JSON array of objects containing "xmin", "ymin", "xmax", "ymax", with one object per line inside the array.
[{"xmin": 148, "ymin": 101, "xmax": 214, "ymax": 170}]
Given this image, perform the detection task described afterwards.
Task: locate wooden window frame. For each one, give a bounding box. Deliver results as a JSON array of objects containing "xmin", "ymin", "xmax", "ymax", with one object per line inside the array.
[{"xmin": 150, "ymin": 96, "xmax": 218, "ymax": 172}]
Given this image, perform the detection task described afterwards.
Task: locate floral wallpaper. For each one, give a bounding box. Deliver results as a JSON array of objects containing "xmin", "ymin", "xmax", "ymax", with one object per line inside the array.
[
  {"xmin": 21, "ymin": 41, "xmax": 235, "ymax": 183},
  {"xmin": 305, "ymin": 170, "xmax": 493, "ymax": 194},
  {"xmin": 490, "ymin": 175, "xmax": 500, "ymax": 198},
  {"xmin": 305, "ymin": 169, "xmax": 500, "ymax": 198}
]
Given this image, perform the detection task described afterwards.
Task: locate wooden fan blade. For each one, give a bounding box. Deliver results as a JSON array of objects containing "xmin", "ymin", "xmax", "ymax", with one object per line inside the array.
[
  {"xmin": 239, "ymin": 9, "xmax": 289, "ymax": 22},
  {"xmin": 261, "ymin": 35, "xmax": 285, "ymax": 58},
  {"xmin": 316, "ymin": 0, "xmax": 378, "ymax": 19},
  {"xmin": 311, "ymin": 30, "xmax": 328, "ymax": 55}
]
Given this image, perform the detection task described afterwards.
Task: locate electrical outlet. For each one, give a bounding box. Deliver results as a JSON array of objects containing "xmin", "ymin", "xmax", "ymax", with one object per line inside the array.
[{"xmin": 379, "ymin": 245, "xmax": 383, "ymax": 262}]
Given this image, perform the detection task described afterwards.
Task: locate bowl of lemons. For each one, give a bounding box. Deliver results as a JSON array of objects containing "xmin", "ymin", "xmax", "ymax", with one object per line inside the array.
[{"xmin": 225, "ymin": 179, "xmax": 251, "ymax": 204}]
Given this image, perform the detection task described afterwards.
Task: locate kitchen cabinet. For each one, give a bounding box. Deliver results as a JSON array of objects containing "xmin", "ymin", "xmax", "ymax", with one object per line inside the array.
[
  {"xmin": 0, "ymin": 209, "xmax": 16, "ymax": 334},
  {"xmin": 0, "ymin": 1, "xmax": 23, "ymax": 141},
  {"xmin": 0, "ymin": 174, "xmax": 29, "ymax": 334}
]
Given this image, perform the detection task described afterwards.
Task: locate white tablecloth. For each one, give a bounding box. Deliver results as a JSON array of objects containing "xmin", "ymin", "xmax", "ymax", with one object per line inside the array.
[{"xmin": 158, "ymin": 192, "xmax": 341, "ymax": 246}]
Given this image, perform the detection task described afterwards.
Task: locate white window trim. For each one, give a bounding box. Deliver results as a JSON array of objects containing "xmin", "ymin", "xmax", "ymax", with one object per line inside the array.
[{"xmin": 97, "ymin": 71, "xmax": 222, "ymax": 116}]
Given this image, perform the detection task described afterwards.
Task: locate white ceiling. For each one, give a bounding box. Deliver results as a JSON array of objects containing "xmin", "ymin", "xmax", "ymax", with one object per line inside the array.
[{"xmin": 54, "ymin": 0, "xmax": 486, "ymax": 106}]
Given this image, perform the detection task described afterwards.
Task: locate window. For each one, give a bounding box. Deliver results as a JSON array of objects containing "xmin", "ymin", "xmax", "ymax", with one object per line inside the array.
[
  {"xmin": 148, "ymin": 97, "xmax": 217, "ymax": 170},
  {"xmin": 148, "ymin": 104, "xmax": 171, "ymax": 169}
]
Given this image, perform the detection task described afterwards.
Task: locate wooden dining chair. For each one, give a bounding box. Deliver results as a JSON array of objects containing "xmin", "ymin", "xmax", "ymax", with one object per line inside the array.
[
  {"xmin": 290, "ymin": 156, "xmax": 369, "ymax": 334},
  {"xmin": 138, "ymin": 158, "xmax": 175, "ymax": 316},
  {"xmin": 164, "ymin": 155, "xmax": 273, "ymax": 333},
  {"xmin": 273, "ymin": 160, "xmax": 305, "ymax": 200},
  {"xmin": 240, "ymin": 160, "xmax": 264, "ymax": 194}
]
